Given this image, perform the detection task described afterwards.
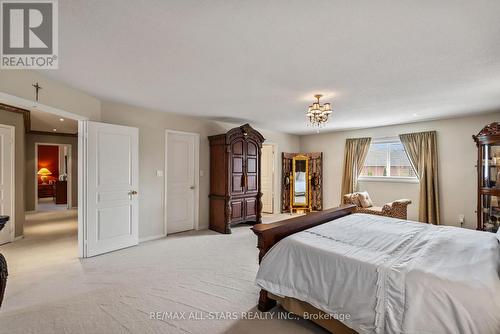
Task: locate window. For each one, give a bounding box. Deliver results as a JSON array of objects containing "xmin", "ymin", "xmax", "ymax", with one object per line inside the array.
[{"xmin": 360, "ymin": 139, "xmax": 417, "ymax": 181}]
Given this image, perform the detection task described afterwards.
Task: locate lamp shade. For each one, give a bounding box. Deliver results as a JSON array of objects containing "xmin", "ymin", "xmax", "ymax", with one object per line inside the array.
[{"xmin": 37, "ymin": 168, "xmax": 52, "ymax": 176}]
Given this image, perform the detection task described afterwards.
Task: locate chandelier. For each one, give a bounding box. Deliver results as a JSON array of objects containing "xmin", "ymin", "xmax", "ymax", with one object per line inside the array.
[{"xmin": 306, "ymin": 94, "xmax": 332, "ymax": 129}]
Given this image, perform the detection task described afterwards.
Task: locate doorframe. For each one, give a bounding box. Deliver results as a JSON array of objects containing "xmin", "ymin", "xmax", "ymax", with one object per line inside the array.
[
  {"xmin": 34, "ymin": 142, "xmax": 72, "ymax": 211},
  {"xmin": 0, "ymin": 124, "xmax": 15, "ymax": 243},
  {"xmin": 164, "ymin": 129, "xmax": 200, "ymax": 235},
  {"xmin": 78, "ymin": 120, "xmax": 87, "ymax": 258},
  {"xmin": 0, "ymin": 91, "xmax": 88, "ymax": 257},
  {"xmin": 262, "ymin": 142, "xmax": 278, "ymax": 214}
]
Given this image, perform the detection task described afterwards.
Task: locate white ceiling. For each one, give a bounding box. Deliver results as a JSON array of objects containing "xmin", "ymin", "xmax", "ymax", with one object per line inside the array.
[
  {"xmin": 43, "ymin": 0, "xmax": 500, "ymax": 134},
  {"xmin": 30, "ymin": 108, "xmax": 78, "ymax": 134}
]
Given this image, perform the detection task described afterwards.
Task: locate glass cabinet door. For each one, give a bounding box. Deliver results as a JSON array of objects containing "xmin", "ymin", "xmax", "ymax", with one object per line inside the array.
[
  {"xmin": 481, "ymin": 144, "xmax": 500, "ymax": 232},
  {"xmin": 483, "ymin": 144, "xmax": 500, "ymax": 188},
  {"xmin": 481, "ymin": 195, "xmax": 500, "ymax": 233}
]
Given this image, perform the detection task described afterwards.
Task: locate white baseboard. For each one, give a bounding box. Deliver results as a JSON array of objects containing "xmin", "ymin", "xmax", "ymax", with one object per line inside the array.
[
  {"xmin": 139, "ymin": 234, "xmax": 166, "ymax": 243},
  {"xmin": 25, "ymin": 210, "xmax": 36, "ymax": 214},
  {"xmin": 14, "ymin": 235, "xmax": 24, "ymax": 241}
]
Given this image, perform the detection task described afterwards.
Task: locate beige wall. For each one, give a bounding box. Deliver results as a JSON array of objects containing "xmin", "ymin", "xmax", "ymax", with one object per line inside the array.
[
  {"xmin": 25, "ymin": 134, "xmax": 78, "ymax": 212},
  {"xmin": 101, "ymin": 101, "xmax": 300, "ymax": 239},
  {"xmin": 2, "ymin": 71, "xmax": 497, "ymax": 236},
  {"xmin": 0, "ymin": 70, "xmax": 101, "ymax": 121},
  {"xmin": 0, "ymin": 110, "xmax": 25, "ymax": 237},
  {"xmin": 300, "ymin": 112, "xmax": 500, "ymax": 228}
]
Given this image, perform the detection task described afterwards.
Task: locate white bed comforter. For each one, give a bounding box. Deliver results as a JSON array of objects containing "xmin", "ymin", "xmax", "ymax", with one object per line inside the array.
[{"xmin": 256, "ymin": 214, "xmax": 500, "ymax": 334}]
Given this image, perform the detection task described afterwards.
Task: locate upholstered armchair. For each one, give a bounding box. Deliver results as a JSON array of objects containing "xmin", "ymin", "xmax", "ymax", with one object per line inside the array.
[{"xmin": 343, "ymin": 192, "xmax": 412, "ymax": 220}]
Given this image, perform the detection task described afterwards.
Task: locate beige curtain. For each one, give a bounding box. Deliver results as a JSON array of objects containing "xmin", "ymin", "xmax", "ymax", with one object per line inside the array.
[
  {"xmin": 399, "ymin": 131, "xmax": 440, "ymax": 225},
  {"xmin": 341, "ymin": 137, "xmax": 371, "ymax": 197}
]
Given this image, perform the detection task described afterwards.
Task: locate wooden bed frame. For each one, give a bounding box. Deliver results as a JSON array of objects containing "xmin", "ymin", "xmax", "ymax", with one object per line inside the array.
[{"xmin": 251, "ymin": 205, "xmax": 357, "ymax": 333}]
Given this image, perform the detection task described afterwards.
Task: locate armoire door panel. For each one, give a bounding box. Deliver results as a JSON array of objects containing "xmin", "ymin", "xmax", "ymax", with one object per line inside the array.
[
  {"xmin": 245, "ymin": 198, "xmax": 257, "ymax": 218},
  {"xmin": 232, "ymin": 140, "xmax": 244, "ymax": 155},
  {"xmin": 232, "ymin": 157, "xmax": 243, "ymax": 173},
  {"xmin": 232, "ymin": 175, "xmax": 243, "ymax": 194},
  {"xmin": 231, "ymin": 200, "xmax": 244, "ymax": 221},
  {"xmin": 247, "ymin": 141, "xmax": 257, "ymax": 156},
  {"xmin": 246, "ymin": 175, "xmax": 257, "ymax": 191},
  {"xmin": 247, "ymin": 158, "xmax": 256, "ymax": 173}
]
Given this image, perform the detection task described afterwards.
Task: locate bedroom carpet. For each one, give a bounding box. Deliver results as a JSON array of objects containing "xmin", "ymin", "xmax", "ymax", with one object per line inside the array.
[
  {"xmin": 37, "ymin": 197, "xmax": 71, "ymax": 212},
  {"xmin": 0, "ymin": 211, "xmax": 326, "ymax": 334}
]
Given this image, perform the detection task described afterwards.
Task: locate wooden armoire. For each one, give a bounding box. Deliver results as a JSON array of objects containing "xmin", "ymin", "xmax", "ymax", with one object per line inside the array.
[{"xmin": 208, "ymin": 124, "xmax": 265, "ymax": 234}]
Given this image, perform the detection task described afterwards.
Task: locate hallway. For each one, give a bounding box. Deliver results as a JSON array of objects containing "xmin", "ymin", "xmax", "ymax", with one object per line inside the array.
[
  {"xmin": 36, "ymin": 197, "xmax": 72, "ymax": 212},
  {"xmin": 0, "ymin": 210, "xmax": 77, "ymax": 277}
]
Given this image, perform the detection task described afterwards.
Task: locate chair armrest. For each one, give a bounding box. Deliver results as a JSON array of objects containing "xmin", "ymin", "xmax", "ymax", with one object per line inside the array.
[
  {"xmin": 381, "ymin": 199, "xmax": 412, "ymax": 219},
  {"xmin": 393, "ymin": 199, "xmax": 412, "ymax": 205},
  {"xmin": 384, "ymin": 199, "xmax": 412, "ymax": 208}
]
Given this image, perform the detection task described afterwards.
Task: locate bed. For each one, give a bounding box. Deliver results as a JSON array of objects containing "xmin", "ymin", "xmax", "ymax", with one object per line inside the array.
[{"xmin": 252, "ymin": 206, "xmax": 500, "ymax": 334}]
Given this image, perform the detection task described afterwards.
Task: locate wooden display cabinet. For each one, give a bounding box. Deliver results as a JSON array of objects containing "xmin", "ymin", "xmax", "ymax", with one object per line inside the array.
[{"xmin": 473, "ymin": 122, "xmax": 500, "ymax": 232}]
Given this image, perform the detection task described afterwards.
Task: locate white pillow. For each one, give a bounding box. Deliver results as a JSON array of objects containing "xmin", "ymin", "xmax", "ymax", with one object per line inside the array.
[
  {"xmin": 358, "ymin": 191, "xmax": 373, "ymax": 208},
  {"xmin": 496, "ymin": 228, "xmax": 500, "ymax": 242}
]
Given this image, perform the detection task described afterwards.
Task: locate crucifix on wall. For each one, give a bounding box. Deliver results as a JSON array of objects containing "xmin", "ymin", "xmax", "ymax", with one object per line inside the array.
[{"xmin": 32, "ymin": 82, "xmax": 42, "ymax": 102}]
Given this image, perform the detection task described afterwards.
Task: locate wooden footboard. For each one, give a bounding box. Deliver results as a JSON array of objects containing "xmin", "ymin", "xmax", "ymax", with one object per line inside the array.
[{"xmin": 251, "ymin": 205, "xmax": 356, "ymax": 311}]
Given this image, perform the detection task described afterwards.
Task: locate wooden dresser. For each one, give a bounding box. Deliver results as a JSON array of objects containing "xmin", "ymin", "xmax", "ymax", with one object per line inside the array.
[
  {"xmin": 38, "ymin": 184, "xmax": 54, "ymax": 198},
  {"xmin": 208, "ymin": 124, "xmax": 265, "ymax": 234},
  {"xmin": 55, "ymin": 181, "xmax": 68, "ymax": 205}
]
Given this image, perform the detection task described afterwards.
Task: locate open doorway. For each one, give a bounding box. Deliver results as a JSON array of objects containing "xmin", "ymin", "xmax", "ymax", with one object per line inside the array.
[
  {"xmin": 34, "ymin": 143, "xmax": 73, "ymax": 212},
  {"xmin": 1, "ymin": 91, "xmax": 140, "ymax": 259},
  {"xmin": 21, "ymin": 109, "xmax": 80, "ymax": 260},
  {"xmin": 0, "ymin": 99, "xmax": 80, "ymax": 263}
]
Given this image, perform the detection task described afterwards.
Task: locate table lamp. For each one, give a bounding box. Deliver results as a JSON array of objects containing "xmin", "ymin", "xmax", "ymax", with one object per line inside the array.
[{"xmin": 37, "ymin": 168, "xmax": 52, "ymax": 184}]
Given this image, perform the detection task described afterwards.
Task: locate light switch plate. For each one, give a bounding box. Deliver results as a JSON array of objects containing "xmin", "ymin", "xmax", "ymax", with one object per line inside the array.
[{"xmin": 156, "ymin": 170, "xmax": 163, "ymax": 177}]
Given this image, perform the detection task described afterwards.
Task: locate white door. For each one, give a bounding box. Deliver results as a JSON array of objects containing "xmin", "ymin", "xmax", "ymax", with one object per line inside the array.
[
  {"xmin": 166, "ymin": 132, "xmax": 197, "ymax": 234},
  {"xmin": 83, "ymin": 121, "xmax": 139, "ymax": 257},
  {"xmin": 261, "ymin": 144, "xmax": 274, "ymax": 214},
  {"xmin": 0, "ymin": 126, "xmax": 14, "ymax": 245}
]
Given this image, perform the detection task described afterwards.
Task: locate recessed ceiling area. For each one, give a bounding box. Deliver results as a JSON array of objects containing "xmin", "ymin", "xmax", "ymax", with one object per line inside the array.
[
  {"xmin": 42, "ymin": 0, "xmax": 500, "ymax": 134},
  {"xmin": 30, "ymin": 109, "xmax": 78, "ymax": 134}
]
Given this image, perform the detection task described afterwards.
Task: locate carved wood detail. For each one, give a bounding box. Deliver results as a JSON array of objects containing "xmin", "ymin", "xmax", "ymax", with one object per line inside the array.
[
  {"xmin": 474, "ymin": 122, "xmax": 500, "ymax": 138},
  {"xmin": 281, "ymin": 152, "xmax": 323, "ymax": 212}
]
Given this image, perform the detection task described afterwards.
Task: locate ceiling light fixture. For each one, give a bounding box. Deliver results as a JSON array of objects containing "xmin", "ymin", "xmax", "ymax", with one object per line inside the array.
[
  {"xmin": 53, "ymin": 128, "xmax": 57, "ymax": 132},
  {"xmin": 59, "ymin": 118, "xmax": 64, "ymax": 122},
  {"xmin": 306, "ymin": 94, "xmax": 332, "ymax": 130}
]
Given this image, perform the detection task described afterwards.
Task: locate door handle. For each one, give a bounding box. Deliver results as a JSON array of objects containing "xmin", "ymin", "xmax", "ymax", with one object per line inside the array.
[
  {"xmin": 190, "ymin": 186, "xmax": 195, "ymax": 190},
  {"xmin": 128, "ymin": 190, "xmax": 138, "ymax": 195}
]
